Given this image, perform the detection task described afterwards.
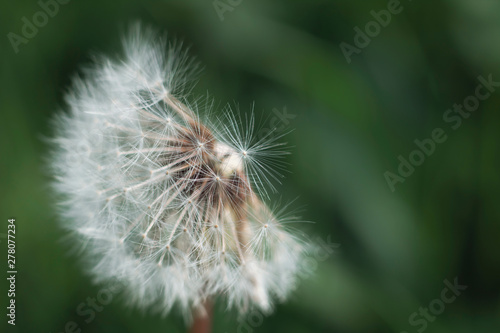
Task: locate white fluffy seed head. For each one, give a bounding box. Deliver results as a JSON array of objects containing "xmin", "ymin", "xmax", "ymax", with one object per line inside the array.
[{"xmin": 50, "ymin": 23, "xmax": 309, "ymax": 322}]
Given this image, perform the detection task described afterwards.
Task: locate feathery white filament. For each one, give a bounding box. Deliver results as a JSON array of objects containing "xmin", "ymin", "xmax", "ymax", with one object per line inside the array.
[{"xmin": 50, "ymin": 23, "xmax": 308, "ymax": 321}]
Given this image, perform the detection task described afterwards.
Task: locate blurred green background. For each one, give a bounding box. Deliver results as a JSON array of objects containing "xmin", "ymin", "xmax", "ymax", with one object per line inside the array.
[{"xmin": 1, "ymin": 0, "xmax": 500, "ymax": 332}]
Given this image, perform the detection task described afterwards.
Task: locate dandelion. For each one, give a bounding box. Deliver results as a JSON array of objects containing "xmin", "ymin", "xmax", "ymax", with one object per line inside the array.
[{"xmin": 50, "ymin": 24, "xmax": 308, "ymax": 331}]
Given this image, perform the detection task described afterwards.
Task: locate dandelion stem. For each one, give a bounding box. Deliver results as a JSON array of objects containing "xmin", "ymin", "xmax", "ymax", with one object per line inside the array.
[{"xmin": 189, "ymin": 301, "xmax": 213, "ymax": 333}]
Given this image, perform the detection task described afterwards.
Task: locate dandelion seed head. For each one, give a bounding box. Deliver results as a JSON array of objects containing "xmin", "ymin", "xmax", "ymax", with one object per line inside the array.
[{"xmin": 50, "ymin": 23, "xmax": 309, "ymax": 322}]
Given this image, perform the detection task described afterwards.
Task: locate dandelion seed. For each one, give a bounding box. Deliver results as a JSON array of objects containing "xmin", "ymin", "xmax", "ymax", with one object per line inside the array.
[{"xmin": 50, "ymin": 23, "xmax": 309, "ymax": 327}]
